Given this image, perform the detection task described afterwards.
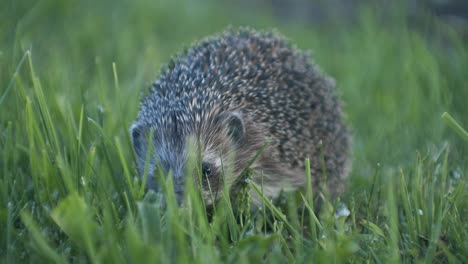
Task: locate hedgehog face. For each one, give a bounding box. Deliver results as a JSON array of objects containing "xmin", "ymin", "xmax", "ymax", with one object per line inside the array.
[
  {"xmin": 130, "ymin": 111, "xmax": 254, "ymax": 205},
  {"xmin": 195, "ymin": 111, "xmax": 248, "ymax": 204}
]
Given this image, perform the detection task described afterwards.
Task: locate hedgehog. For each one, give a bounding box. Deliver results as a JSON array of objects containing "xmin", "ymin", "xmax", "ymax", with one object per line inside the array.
[{"xmin": 130, "ymin": 28, "xmax": 351, "ymax": 206}]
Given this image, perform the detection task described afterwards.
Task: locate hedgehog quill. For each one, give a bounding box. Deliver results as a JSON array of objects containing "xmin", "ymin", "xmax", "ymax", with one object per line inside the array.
[{"xmin": 131, "ymin": 28, "xmax": 351, "ymax": 205}]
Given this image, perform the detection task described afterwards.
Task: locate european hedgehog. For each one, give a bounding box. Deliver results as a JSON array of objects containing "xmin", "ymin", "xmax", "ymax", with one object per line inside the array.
[{"xmin": 131, "ymin": 28, "xmax": 351, "ymax": 205}]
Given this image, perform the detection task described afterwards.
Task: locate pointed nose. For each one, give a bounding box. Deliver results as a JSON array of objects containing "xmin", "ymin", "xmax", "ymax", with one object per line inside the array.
[
  {"xmin": 156, "ymin": 155, "xmax": 186, "ymax": 206},
  {"xmin": 173, "ymin": 170, "xmax": 185, "ymax": 205},
  {"xmin": 145, "ymin": 172, "xmax": 159, "ymax": 191}
]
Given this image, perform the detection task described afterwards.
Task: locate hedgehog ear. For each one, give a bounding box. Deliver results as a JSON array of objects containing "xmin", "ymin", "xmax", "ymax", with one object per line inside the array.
[
  {"xmin": 221, "ymin": 112, "xmax": 245, "ymax": 145},
  {"xmin": 130, "ymin": 123, "xmax": 149, "ymax": 155}
]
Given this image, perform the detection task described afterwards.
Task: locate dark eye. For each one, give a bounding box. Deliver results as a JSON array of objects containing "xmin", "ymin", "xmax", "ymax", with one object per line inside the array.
[{"xmin": 202, "ymin": 162, "xmax": 212, "ymax": 177}]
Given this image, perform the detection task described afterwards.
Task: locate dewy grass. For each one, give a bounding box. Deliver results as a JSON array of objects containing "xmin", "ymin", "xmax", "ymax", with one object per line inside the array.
[{"xmin": 1, "ymin": 1, "xmax": 468, "ymax": 263}]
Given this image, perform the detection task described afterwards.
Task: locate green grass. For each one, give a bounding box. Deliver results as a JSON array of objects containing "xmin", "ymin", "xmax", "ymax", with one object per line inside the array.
[{"xmin": 1, "ymin": 0, "xmax": 468, "ymax": 262}]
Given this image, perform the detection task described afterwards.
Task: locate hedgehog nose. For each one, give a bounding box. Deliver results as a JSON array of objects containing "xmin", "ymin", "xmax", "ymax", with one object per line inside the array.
[
  {"xmin": 174, "ymin": 190, "xmax": 184, "ymax": 206},
  {"xmin": 152, "ymin": 175, "xmax": 184, "ymax": 208},
  {"xmin": 173, "ymin": 172, "xmax": 185, "ymax": 205},
  {"xmin": 145, "ymin": 173, "xmax": 160, "ymax": 192}
]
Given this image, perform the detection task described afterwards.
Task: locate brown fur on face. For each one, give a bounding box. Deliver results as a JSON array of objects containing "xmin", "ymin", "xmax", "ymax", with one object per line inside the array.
[
  {"xmin": 195, "ymin": 109, "xmax": 267, "ymax": 204},
  {"xmin": 196, "ymin": 108, "xmax": 321, "ymax": 206}
]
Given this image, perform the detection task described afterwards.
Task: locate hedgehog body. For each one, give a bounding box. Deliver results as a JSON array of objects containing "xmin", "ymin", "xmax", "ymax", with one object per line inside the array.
[{"xmin": 131, "ymin": 28, "xmax": 351, "ymax": 204}]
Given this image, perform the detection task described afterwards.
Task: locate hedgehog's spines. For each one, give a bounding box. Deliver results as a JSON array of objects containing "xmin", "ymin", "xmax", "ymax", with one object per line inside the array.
[{"xmin": 133, "ymin": 27, "xmax": 351, "ymax": 202}]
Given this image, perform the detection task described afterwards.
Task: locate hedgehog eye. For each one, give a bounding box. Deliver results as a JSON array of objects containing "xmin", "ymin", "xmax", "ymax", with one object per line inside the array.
[{"xmin": 202, "ymin": 162, "xmax": 212, "ymax": 177}]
